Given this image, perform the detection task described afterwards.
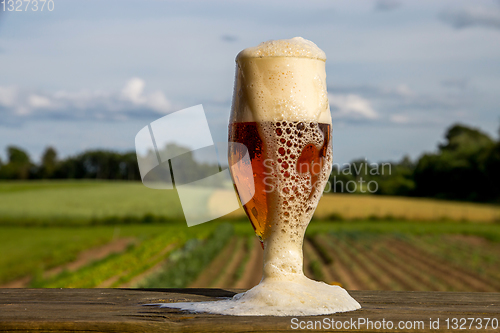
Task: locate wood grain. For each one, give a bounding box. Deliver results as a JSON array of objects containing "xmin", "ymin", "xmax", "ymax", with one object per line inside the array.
[{"xmin": 0, "ymin": 289, "xmax": 498, "ymax": 332}]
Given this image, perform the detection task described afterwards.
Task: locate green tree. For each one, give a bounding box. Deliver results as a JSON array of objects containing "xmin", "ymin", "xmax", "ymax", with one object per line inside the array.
[
  {"xmin": 8, "ymin": 146, "xmax": 30, "ymax": 165},
  {"xmin": 0, "ymin": 146, "xmax": 32, "ymax": 179},
  {"xmin": 374, "ymin": 156, "xmax": 415, "ymax": 196},
  {"xmin": 439, "ymin": 124, "xmax": 493, "ymax": 154},
  {"xmin": 40, "ymin": 146, "xmax": 58, "ymax": 178},
  {"xmin": 483, "ymin": 142, "xmax": 500, "ymax": 202},
  {"xmin": 414, "ymin": 124, "xmax": 495, "ymax": 201}
]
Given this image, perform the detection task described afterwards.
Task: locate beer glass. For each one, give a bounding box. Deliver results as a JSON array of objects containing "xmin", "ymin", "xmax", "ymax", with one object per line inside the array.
[
  {"xmin": 228, "ymin": 47, "xmax": 333, "ymax": 281},
  {"xmin": 156, "ymin": 38, "xmax": 360, "ymax": 316}
]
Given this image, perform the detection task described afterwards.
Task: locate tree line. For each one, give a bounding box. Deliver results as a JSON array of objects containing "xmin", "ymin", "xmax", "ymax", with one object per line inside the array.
[
  {"xmin": 330, "ymin": 123, "xmax": 500, "ymax": 203},
  {"xmin": 0, "ymin": 123, "xmax": 499, "ymax": 203},
  {"xmin": 0, "ymin": 147, "xmax": 140, "ymax": 181}
]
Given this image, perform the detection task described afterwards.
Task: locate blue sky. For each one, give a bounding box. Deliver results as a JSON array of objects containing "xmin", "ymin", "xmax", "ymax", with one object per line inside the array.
[{"xmin": 0, "ymin": 0, "xmax": 499, "ymax": 164}]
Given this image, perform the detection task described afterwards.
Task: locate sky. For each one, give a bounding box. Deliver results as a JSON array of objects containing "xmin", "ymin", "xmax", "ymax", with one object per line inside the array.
[{"xmin": 0, "ymin": 0, "xmax": 500, "ymax": 165}]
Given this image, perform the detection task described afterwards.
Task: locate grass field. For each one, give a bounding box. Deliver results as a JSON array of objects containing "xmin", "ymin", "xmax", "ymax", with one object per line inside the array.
[
  {"xmin": 0, "ymin": 180, "xmax": 499, "ymax": 292},
  {"xmin": 0, "ymin": 181, "xmax": 183, "ymax": 223},
  {"xmin": 1, "ymin": 180, "xmax": 499, "ymax": 224}
]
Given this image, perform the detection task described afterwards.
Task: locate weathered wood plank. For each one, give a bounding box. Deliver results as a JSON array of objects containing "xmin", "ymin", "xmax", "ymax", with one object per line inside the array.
[{"xmin": 0, "ymin": 289, "xmax": 498, "ymax": 332}]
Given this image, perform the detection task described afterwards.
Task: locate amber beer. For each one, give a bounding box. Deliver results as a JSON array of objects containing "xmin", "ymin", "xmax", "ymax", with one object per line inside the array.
[{"xmin": 229, "ymin": 121, "xmax": 332, "ymax": 243}]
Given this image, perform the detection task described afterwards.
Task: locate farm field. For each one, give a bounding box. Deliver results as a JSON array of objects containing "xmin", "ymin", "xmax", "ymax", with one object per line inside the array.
[
  {"xmin": 0, "ymin": 223, "xmax": 217, "ymax": 287},
  {"xmin": 0, "ymin": 180, "xmax": 499, "ymax": 292},
  {"xmin": 316, "ymin": 194, "xmax": 500, "ymax": 223},
  {"xmin": 139, "ymin": 222, "xmax": 500, "ymax": 292},
  {"xmin": 0, "ymin": 181, "xmax": 183, "ymax": 224},
  {"xmin": 1, "ymin": 221, "xmax": 499, "ymax": 292},
  {"xmin": 1, "ymin": 180, "xmax": 500, "ymax": 224}
]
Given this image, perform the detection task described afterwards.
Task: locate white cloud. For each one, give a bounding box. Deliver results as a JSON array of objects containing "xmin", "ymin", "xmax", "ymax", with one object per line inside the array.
[
  {"xmin": 28, "ymin": 95, "xmax": 52, "ymax": 109},
  {"xmin": 329, "ymin": 94, "xmax": 378, "ymax": 120},
  {"xmin": 440, "ymin": 5, "xmax": 500, "ymax": 30},
  {"xmin": 0, "ymin": 78, "xmax": 174, "ymax": 124},
  {"xmin": 390, "ymin": 114, "xmax": 410, "ymax": 124},
  {"xmin": 328, "ymin": 82, "xmax": 465, "ymax": 128},
  {"xmin": 121, "ymin": 78, "xmax": 145, "ymax": 104},
  {"xmin": 393, "ymin": 84, "xmax": 415, "ymax": 98},
  {"xmin": 120, "ymin": 78, "xmax": 171, "ymax": 113}
]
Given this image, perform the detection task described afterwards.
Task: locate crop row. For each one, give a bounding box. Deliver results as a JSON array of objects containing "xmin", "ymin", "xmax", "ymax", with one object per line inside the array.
[
  {"xmin": 15, "ymin": 226, "xmax": 500, "ymax": 292},
  {"xmin": 31, "ymin": 224, "xmax": 218, "ymax": 288},
  {"xmin": 130, "ymin": 231, "xmax": 500, "ymax": 292},
  {"xmin": 303, "ymin": 232, "xmax": 500, "ymax": 292}
]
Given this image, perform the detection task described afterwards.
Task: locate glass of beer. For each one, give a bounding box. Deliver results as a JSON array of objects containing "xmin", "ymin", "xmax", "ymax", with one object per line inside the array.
[
  {"xmin": 227, "ymin": 38, "xmax": 360, "ymax": 315},
  {"xmin": 156, "ymin": 38, "xmax": 360, "ymax": 316},
  {"xmin": 228, "ymin": 40, "xmax": 333, "ymax": 277}
]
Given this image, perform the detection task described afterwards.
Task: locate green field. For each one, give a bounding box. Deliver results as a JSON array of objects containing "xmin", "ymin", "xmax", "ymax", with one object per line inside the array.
[
  {"xmin": 2, "ymin": 180, "xmax": 500, "ymax": 224},
  {"xmin": 0, "ymin": 180, "xmax": 499, "ymax": 291},
  {"xmin": 0, "ymin": 181, "xmax": 183, "ymax": 224}
]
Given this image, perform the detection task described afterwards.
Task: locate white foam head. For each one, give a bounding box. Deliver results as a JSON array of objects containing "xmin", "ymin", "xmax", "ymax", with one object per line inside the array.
[
  {"xmin": 236, "ymin": 37, "xmax": 326, "ymax": 60},
  {"xmin": 230, "ymin": 37, "xmax": 332, "ymax": 124}
]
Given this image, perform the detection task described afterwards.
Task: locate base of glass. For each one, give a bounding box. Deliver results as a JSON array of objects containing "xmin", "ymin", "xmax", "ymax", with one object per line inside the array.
[{"xmin": 151, "ymin": 275, "xmax": 361, "ymax": 316}]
